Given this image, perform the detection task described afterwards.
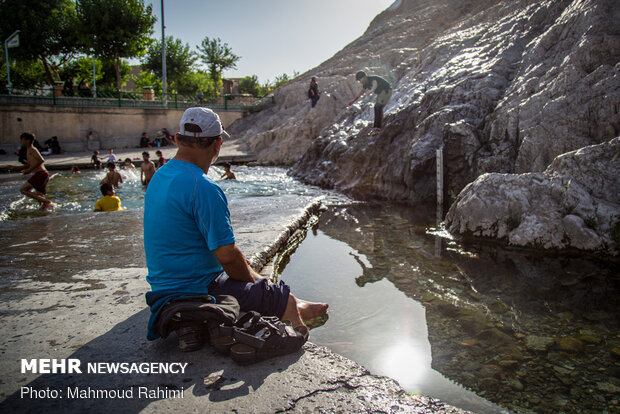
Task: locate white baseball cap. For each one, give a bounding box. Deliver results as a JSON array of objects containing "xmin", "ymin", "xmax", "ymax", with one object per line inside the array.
[{"xmin": 179, "ymin": 107, "xmax": 230, "ymax": 138}]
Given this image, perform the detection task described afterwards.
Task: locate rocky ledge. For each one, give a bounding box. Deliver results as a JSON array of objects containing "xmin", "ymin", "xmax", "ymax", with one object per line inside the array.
[
  {"xmin": 230, "ymin": 0, "xmax": 620, "ymax": 256},
  {"xmin": 445, "ymin": 137, "xmax": 620, "ymax": 255}
]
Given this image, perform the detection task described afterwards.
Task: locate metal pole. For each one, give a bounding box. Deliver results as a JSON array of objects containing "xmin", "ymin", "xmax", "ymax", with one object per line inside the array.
[
  {"xmin": 4, "ymin": 30, "xmax": 20, "ymax": 95},
  {"xmin": 92, "ymin": 56, "xmax": 97, "ymax": 98},
  {"xmin": 161, "ymin": 0, "xmax": 167, "ymax": 106},
  {"xmin": 4, "ymin": 42, "xmax": 10, "ymax": 95},
  {"xmin": 436, "ymin": 148, "xmax": 444, "ymax": 224}
]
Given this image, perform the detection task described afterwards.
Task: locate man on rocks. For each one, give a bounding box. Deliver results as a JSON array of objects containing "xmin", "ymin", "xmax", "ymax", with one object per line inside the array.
[{"xmin": 348, "ymin": 70, "xmax": 392, "ymax": 135}]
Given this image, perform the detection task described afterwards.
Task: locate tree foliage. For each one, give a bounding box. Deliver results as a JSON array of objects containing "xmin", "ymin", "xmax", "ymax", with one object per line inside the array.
[
  {"xmin": 238, "ymin": 75, "xmax": 260, "ymax": 97},
  {"xmin": 142, "ymin": 36, "xmax": 197, "ymax": 92},
  {"xmin": 57, "ymin": 57, "xmax": 130, "ymax": 90},
  {"xmin": 197, "ymin": 37, "xmax": 240, "ymax": 95},
  {"xmin": 0, "ymin": 0, "xmax": 80, "ymax": 84},
  {"xmin": 175, "ymin": 70, "xmax": 215, "ymax": 97},
  {"xmin": 76, "ymin": 0, "xmax": 156, "ymax": 89}
]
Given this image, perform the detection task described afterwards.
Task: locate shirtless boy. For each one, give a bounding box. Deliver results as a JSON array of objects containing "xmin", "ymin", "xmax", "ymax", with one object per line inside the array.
[
  {"xmin": 18, "ymin": 132, "xmax": 54, "ymax": 210},
  {"xmin": 220, "ymin": 162, "xmax": 236, "ymax": 180},
  {"xmin": 141, "ymin": 151, "xmax": 156, "ymax": 187},
  {"xmin": 100, "ymin": 162, "xmax": 123, "ymax": 188},
  {"xmin": 155, "ymin": 150, "xmax": 166, "ymax": 169}
]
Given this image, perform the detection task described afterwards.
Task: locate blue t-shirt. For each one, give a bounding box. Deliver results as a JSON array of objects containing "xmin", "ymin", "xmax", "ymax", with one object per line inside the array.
[{"xmin": 143, "ymin": 159, "xmax": 236, "ymax": 293}]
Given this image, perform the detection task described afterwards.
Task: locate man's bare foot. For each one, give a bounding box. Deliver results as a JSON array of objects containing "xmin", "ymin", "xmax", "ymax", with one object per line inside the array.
[
  {"xmin": 298, "ymin": 300, "xmax": 329, "ymax": 321},
  {"xmin": 40, "ymin": 202, "xmax": 54, "ymax": 210}
]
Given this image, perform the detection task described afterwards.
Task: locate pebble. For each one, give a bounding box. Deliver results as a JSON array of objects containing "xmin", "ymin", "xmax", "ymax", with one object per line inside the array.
[
  {"xmin": 525, "ymin": 335, "xmax": 555, "ymax": 351},
  {"xmin": 556, "ymin": 336, "xmax": 584, "ymax": 353},
  {"xmin": 596, "ymin": 382, "xmax": 620, "ymax": 393},
  {"xmin": 578, "ymin": 329, "xmax": 603, "ymax": 344},
  {"xmin": 507, "ymin": 379, "xmax": 524, "ymax": 391}
]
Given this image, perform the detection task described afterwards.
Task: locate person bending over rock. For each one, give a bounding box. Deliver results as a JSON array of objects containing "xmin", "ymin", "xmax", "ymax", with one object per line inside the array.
[
  {"xmin": 143, "ymin": 107, "xmax": 328, "ymax": 345},
  {"xmin": 348, "ymin": 70, "xmax": 392, "ymax": 136}
]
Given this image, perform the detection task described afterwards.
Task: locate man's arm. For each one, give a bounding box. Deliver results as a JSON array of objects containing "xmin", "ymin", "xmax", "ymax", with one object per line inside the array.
[
  {"xmin": 349, "ymin": 89, "xmax": 365, "ymax": 106},
  {"xmin": 369, "ymin": 79, "xmax": 378, "ymax": 94},
  {"xmin": 214, "ymin": 243, "xmax": 264, "ymax": 283}
]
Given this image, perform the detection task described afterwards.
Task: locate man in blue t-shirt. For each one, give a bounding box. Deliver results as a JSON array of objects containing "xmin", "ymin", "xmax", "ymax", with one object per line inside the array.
[{"xmin": 143, "ymin": 107, "xmax": 328, "ymax": 345}]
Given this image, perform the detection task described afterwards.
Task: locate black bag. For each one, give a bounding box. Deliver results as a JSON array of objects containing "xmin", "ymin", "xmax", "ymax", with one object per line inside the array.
[{"xmin": 155, "ymin": 294, "xmax": 240, "ymax": 339}]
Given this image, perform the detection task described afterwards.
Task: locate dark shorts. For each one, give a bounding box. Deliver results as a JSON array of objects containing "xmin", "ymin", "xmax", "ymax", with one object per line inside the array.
[
  {"xmin": 208, "ymin": 272, "xmax": 290, "ymax": 319},
  {"xmin": 28, "ymin": 170, "xmax": 50, "ymax": 194}
]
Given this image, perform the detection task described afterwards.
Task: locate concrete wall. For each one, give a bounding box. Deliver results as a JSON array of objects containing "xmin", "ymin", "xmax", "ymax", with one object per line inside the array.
[{"xmin": 0, "ymin": 105, "xmax": 244, "ymax": 153}]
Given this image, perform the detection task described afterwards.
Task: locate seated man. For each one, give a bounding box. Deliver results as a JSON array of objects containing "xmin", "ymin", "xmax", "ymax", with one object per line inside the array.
[
  {"xmin": 139, "ymin": 132, "xmax": 151, "ymax": 148},
  {"xmin": 143, "ymin": 107, "xmax": 328, "ymax": 346}
]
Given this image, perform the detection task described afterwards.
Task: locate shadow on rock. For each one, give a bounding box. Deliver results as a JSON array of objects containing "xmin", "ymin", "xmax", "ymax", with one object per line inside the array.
[{"xmin": 0, "ymin": 308, "xmax": 301, "ymax": 413}]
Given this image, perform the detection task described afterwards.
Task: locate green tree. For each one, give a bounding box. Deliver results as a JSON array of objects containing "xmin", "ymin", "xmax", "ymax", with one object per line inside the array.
[
  {"xmin": 0, "ymin": 50, "xmax": 47, "ymax": 93},
  {"xmin": 238, "ymin": 75, "xmax": 260, "ymax": 97},
  {"xmin": 273, "ymin": 70, "xmax": 299, "ymax": 88},
  {"xmin": 59, "ymin": 56, "xmax": 103, "ymax": 85},
  {"xmin": 175, "ymin": 70, "xmax": 215, "ymax": 97},
  {"xmin": 142, "ymin": 36, "xmax": 196, "ymax": 92},
  {"xmin": 196, "ymin": 37, "xmax": 240, "ymax": 96},
  {"xmin": 0, "ymin": 0, "xmax": 80, "ymax": 85},
  {"xmin": 131, "ymin": 70, "xmax": 163, "ymax": 94},
  {"xmin": 76, "ymin": 0, "xmax": 156, "ymax": 90}
]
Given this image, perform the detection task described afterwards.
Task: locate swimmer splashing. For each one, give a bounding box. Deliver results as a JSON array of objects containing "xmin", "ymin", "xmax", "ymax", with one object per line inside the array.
[{"xmin": 18, "ymin": 132, "xmax": 54, "ymax": 210}]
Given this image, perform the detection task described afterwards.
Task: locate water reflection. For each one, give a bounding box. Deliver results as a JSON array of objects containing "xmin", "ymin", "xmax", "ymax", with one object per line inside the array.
[{"xmin": 277, "ymin": 203, "xmax": 620, "ymax": 413}]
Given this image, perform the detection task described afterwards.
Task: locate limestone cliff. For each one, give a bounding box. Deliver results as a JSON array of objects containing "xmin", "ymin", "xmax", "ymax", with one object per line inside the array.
[{"xmin": 229, "ymin": 0, "xmax": 620, "ymax": 253}]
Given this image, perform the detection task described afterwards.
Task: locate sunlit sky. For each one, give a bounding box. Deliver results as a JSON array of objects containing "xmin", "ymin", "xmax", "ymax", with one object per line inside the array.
[{"xmin": 142, "ymin": 0, "xmax": 395, "ymax": 83}]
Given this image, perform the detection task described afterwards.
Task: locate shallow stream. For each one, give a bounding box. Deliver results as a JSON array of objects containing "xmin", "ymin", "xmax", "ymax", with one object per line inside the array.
[
  {"xmin": 1, "ymin": 169, "xmax": 618, "ymax": 413},
  {"xmin": 276, "ymin": 203, "xmax": 620, "ymax": 413}
]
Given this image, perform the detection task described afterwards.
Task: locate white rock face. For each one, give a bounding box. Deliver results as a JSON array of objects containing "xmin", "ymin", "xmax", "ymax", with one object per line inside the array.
[
  {"xmin": 229, "ymin": 0, "xmax": 620, "ymax": 254},
  {"xmin": 445, "ymin": 138, "xmax": 620, "ymax": 255}
]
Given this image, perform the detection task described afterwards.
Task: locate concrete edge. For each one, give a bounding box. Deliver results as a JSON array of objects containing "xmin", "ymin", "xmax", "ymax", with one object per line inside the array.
[{"xmin": 248, "ymin": 199, "xmax": 324, "ymax": 273}]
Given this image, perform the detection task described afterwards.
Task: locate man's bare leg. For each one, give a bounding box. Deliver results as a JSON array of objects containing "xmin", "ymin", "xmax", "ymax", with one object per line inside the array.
[
  {"xmin": 281, "ymin": 293, "xmax": 305, "ymax": 329},
  {"xmin": 298, "ymin": 299, "xmax": 329, "ymax": 321},
  {"xmin": 20, "ymin": 183, "xmax": 52, "ymax": 208}
]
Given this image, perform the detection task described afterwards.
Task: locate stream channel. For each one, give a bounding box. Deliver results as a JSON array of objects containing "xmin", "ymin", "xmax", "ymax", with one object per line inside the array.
[{"xmin": 275, "ymin": 202, "xmax": 620, "ymax": 414}]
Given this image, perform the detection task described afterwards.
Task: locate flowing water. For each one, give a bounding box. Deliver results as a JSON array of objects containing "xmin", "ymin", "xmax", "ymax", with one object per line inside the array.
[
  {"xmin": 0, "ymin": 165, "xmax": 336, "ymax": 289},
  {"xmin": 276, "ymin": 203, "xmax": 620, "ymax": 414},
  {"xmin": 2, "ymin": 168, "xmax": 618, "ymax": 413}
]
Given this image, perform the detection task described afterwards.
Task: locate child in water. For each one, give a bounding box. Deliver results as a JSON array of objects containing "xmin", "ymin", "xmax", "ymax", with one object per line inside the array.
[
  {"xmin": 101, "ymin": 162, "xmax": 123, "ymax": 188},
  {"xmin": 94, "ymin": 183, "xmax": 123, "ymax": 211},
  {"xmin": 220, "ymin": 162, "xmax": 236, "ymax": 180}
]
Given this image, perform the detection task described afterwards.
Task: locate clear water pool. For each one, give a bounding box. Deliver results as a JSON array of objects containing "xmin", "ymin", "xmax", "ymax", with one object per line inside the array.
[{"xmin": 277, "ymin": 203, "xmax": 620, "ymax": 414}]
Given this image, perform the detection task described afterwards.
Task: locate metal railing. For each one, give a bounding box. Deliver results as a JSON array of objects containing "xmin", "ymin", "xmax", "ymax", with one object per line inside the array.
[{"xmin": 0, "ymin": 88, "xmax": 275, "ymax": 112}]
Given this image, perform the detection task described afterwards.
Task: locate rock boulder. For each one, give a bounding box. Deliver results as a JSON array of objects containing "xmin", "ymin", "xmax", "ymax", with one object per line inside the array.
[{"xmin": 445, "ymin": 138, "xmax": 620, "ymax": 255}]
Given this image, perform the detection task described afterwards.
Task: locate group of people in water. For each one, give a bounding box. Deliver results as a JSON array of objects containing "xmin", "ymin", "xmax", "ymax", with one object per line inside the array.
[
  {"xmin": 13, "ymin": 133, "xmax": 237, "ymax": 213},
  {"xmin": 91, "ymin": 148, "xmax": 165, "ymax": 211},
  {"xmin": 13, "ymin": 69, "xmax": 383, "ymax": 215}
]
